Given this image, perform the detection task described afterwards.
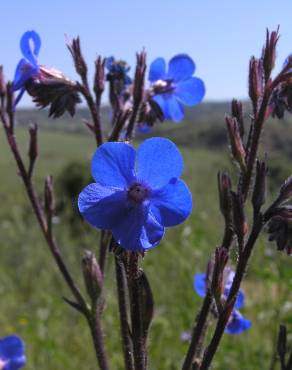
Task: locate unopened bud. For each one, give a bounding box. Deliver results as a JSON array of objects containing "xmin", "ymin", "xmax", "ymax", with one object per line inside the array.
[
  {"xmin": 94, "ymin": 56, "xmax": 105, "ymax": 97},
  {"xmin": 262, "ymin": 28, "xmax": 279, "ymax": 83},
  {"xmin": 133, "ymin": 51, "xmax": 146, "ymax": 104},
  {"xmin": 225, "ymin": 116, "xmax": 246, "ymax": 171},
  {"xmin": 211, "ymin": 247, "xmax": 229, "ymax": 310},
  {"xmin": 231, "ymin": 99, "xmax": 244, "ymax": 138},
  {"xmin": 67, "ymin": 36, "xmax": 88, "ymax": 79},
  {"xmin": 28, "ymin": 123, "xmax": 38, "ymax": 163},
  {"xmin": 218, "ymin": 172, "xmax": 232, "ymax": 220},
  {"xmin": 44, "ymin": 176, "xmax": 55, "ymax": 216},
  {"xmin": 252, "ymin": 160, "xmax": 267, "ymax": 213},
  {"xmin": 231, "ymin": 191, "xmax": 247, "ymax": 246},
  {"xmin": 279, "ymin": 175, "xmax": 292, "ymax": 203},
  {"xmin": 82, "ymin": 251, "xmax": 103, "ymax": 301},
  {"xmin": 249, "ymin": 57, "xmax": 263, "ymax": 115}
]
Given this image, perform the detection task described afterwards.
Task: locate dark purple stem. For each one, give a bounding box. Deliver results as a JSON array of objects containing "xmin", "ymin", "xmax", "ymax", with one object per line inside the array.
[{"xmin": 182, "ymin": 292, "xmax": 212, "ymax": 370}]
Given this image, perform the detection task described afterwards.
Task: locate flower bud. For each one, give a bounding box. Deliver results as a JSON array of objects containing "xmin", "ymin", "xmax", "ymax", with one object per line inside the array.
[
  {"xmin": 28, "ymin": 124, "xmax": 38, "ymax": 164},
  {"xmin": 249, "ymin": 57, "xmax": 263, "ymax": 115},
  {"xmin": 231, "ymin": 191, "xmax": 247, "ymax": 247},
  {"xmin": 231, "ymin": 99, "xmax": 244, "ymax": 138},
  {"xmin": 225, "ymin": 116, "xmax": 246, "ymax": 172},
  {"xmin": 217, "ymin": 172, "xmax": 232, "ymax": 220},
  {"xmin": 44, "ymin": 176, "xmax": 54, "ymax": 217},
  {"xmin": 279, "ymin": 175, "xmax": 292, "ymax": 203},
  {"xmin": 82, "ymin": 251, "xmax": 103, "ymax": 301},
  {"xmin": 67, "ymin": 37, "xmax": 88, "ymax": 79},
  {"xmin": 262, "ymin": 28, "xmax": 279, "ymax": 83}
]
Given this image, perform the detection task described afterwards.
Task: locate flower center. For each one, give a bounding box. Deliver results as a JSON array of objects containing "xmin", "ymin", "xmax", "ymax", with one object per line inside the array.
[
  {"xmin": 0, "ymin": 359, "xmax": 7, "ymax": 370},
  {"xmin": 128, "ymin": 183, "xmax": 149, "ymax": 203},
  {"xmin": 153, "ymin": 79, "xmax": 175, "ymax": 94}
]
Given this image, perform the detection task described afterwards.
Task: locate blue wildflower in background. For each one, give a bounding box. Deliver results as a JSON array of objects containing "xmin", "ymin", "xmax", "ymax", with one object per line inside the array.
[
  {"xmin": 149, "ymin": 54, "xmax": 205, "ymax": 122},
  {"xmin": 12, "ymin": 30, "xmax": 41, "ymax": 107},
  {"xmin": 106, "ymin": 56, "xmax": 132, "ymax": 86},
  {"xmin": 78, "ymin": 137, "xmax": 192, "ymax": 251},
  {"xmin": 193, "ymin": 270, "xmax": 251, "ymax": 334},
  {"xmin": 0, "ymin": 336, "xmax": 26, "ymax": 370}
]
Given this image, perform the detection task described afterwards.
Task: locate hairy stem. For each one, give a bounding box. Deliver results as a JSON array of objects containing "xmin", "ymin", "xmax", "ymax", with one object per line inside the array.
[
  {"xmin": 115, "ymin": 257, "xmax": 134, "ymax": 370},
  {"xmin": 182, "ymin": 292, "xmax": 212, "ymax": 370}
]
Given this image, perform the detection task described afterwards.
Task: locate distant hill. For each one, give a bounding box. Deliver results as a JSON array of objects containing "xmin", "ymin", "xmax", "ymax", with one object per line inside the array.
[{"xmin": 14, "ymin": 102, "xmax": 292, "ymax": 157}]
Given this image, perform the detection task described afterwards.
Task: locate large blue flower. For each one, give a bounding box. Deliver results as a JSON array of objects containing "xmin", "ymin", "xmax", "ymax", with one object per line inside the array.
[
  {"xmin": 149, "ymin": 54, "xmax": 205, "ymax": 122},
  {"xmin": 193, "ymin": 269, "xmax": 251, "ymax": 335},
  {"xmin": 78, "ymin": 137, "xmax": 192, "ymax": 251},
  {"xmin": 0, "ymin": 336, "xmax": 26, "ymax": 370},
  {"xmin": 12, "ymin": 30, "xmax": 41, "ymax": 107}
]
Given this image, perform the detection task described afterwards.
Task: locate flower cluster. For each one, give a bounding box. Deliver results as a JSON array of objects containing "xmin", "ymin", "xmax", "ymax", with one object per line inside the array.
[
  {"xmin": 78, "ymin": 137, "xmax": 192, "ymax": 251},
  {"xmin": 0, "ymin": 336, "xmax": 25, "ymax": 370},
  {"xmin": 194, "ymin": 269, "xmax": 251, "ymax": 334},
  {"xmin": 267, "ymin": 207, "xmax": 292, "ymax": 255}
]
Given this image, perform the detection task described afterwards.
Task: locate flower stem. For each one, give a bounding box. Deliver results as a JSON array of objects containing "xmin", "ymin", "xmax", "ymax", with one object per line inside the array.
[
  {"xmin": 1, "ymin": 104, "xmax": 110, "ymax": 370},
  {"xmin": 128, "ymin": 253, "xmax": 146, "ymax": 370},
  {"xmin": 182, "ymin": 292, "xmax": 212, "ymax": 370},
  {"xmin": 115, "ymin": 256, "xmax": 135, "ymax": 370}
]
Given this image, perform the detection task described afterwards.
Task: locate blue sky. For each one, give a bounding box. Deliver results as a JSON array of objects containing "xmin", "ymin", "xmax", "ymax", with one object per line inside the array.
[{"xmin": 1, "ymin": 0, "xmax": 292, "ymax": 105}]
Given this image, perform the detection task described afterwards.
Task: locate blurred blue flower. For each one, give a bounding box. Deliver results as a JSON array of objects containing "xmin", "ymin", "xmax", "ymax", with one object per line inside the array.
[
  {"xmin": 193, "ymin": 269, "xmax": 251, "ymax": 334},
  {"xmin": 106, "ymin": 56, "xmax": 132, "ymax": 86},
  {"xmin": 149, "ymin": 54, "xmax": 205, "ymax": 122},
  {"xmin": 12, "ymin": 30, "xmax": 41, "ymax": 107},
  {"xmin": 225, "ymin": 310, "xmax": 251, "ymax": 335},
  {"xmin": 0, "ymin": 336, "xmax": 26, "ymax": 370},
  {"xmin": 78, "ymin": 137, "xmax": 192, "ymax": 251}
]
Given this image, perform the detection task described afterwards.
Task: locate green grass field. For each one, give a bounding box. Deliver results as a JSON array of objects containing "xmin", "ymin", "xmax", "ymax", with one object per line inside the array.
[{"xmin": 0, "ymin": 110, "xmax": 291, "ymax": 369}]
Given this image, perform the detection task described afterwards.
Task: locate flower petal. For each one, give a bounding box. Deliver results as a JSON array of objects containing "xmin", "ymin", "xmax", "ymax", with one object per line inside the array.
[
  {"xmin": 112, "ymin": 205, "xmax": 164, "ymax": 251},
  {"xmin": 152, "ymin": 93, "xmax": 184, "ymax": 122},
  {"xmin": 225, "ymin": 310, "xmax": 251, "ymax": 335},
  {"xmin": 149, "ymin": 57, "xmax": 166, "ymax": 82},
  {"xmin": 174, "ymin": 77, "xmax": 205, "ymax": 106},
  {"xmin": 167, "ymin": 54, "xmax": 195, "ymax": 82},
  {"xmin": 91, "ymin": 142, "xmax": 136, "ymax": 188},
  {"xmin": 150, "ymin": 179, "xmax": 192, "ymax": 227},
  {"xmin": 193, "ymin": 273, "xmax": 206, "ymax": 298},
  {"xmin": 0, "ymin": 336, "xmax": 25, "ymax": 369},
  {"xmin": 20, "ymin": 30, "xmax": 41, "ymax": 65},
  {"xmin": 12, "ymin": 59, "xmax": 38, "ymax": 91},
  {"xmin": 78, "ymin": 183, "xmax": 127, "ymax": 230},
  {"xmin": 13, "ymin": 88, "xmax": 26, "ymax": 111},
  {"xmin": 235, "ymin": 290, "xmax": 245, "ymax": 309},
  {"xmin": 136, "ymin": 137, "xmax": 183, "ymax": 189}
]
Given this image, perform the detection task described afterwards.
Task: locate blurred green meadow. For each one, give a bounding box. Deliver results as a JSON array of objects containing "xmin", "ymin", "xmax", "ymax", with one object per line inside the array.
[{"xmin": 0, "ymin": 103, "xmax": 291, "ymax": 369}]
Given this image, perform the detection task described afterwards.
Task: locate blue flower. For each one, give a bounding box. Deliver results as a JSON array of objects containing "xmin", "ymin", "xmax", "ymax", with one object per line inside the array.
[
  {"xmin": 193, "ymin": 269, "xmax": 251, "ymax": 335},
  {"xmin": 0, "ymin": 336, "xmax": 26, "ymax": 370},
  {"xmin": 149, "ymin": 54, "xmax": 205, "ymax": 122},
  {"xmin": 106, "ymin": 56, "xmax": 132, "ymax": 86},
  {"xmin": 78, "ymin": 137, "xmax": 192, "ymax": 251},
  {"xmin": 225, "ymin": 310, "xmax": 251, "ymax": 335},
  {"xmin": 12, "ymin": 30, "xmax": 41, "ymax": 107}
]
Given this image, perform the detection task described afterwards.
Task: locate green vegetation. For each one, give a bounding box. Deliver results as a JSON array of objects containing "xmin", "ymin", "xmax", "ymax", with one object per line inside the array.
[{"xmin": 0, "ymin": 103, "xmax": 291, "ymax": 369}]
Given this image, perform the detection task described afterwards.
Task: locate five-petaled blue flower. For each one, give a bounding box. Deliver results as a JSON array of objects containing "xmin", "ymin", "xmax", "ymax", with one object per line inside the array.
[
  {"xmin": 0, "ymin": 336, "xmax": 26, "ymax": 370},
  {"xmin": 193, "ymin": 270, "xmax": 251, "ymax": 335},
  {"xmin": 78, "ymin": 137, "xmax": 192, "ymax": 251},
  {"xmin": 149, "ymin": 54, "xmax": 205, "ymax": 122},
  {"xmin": 12, "ymin": 30, "xmax": 41, "ymax": 107}
]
